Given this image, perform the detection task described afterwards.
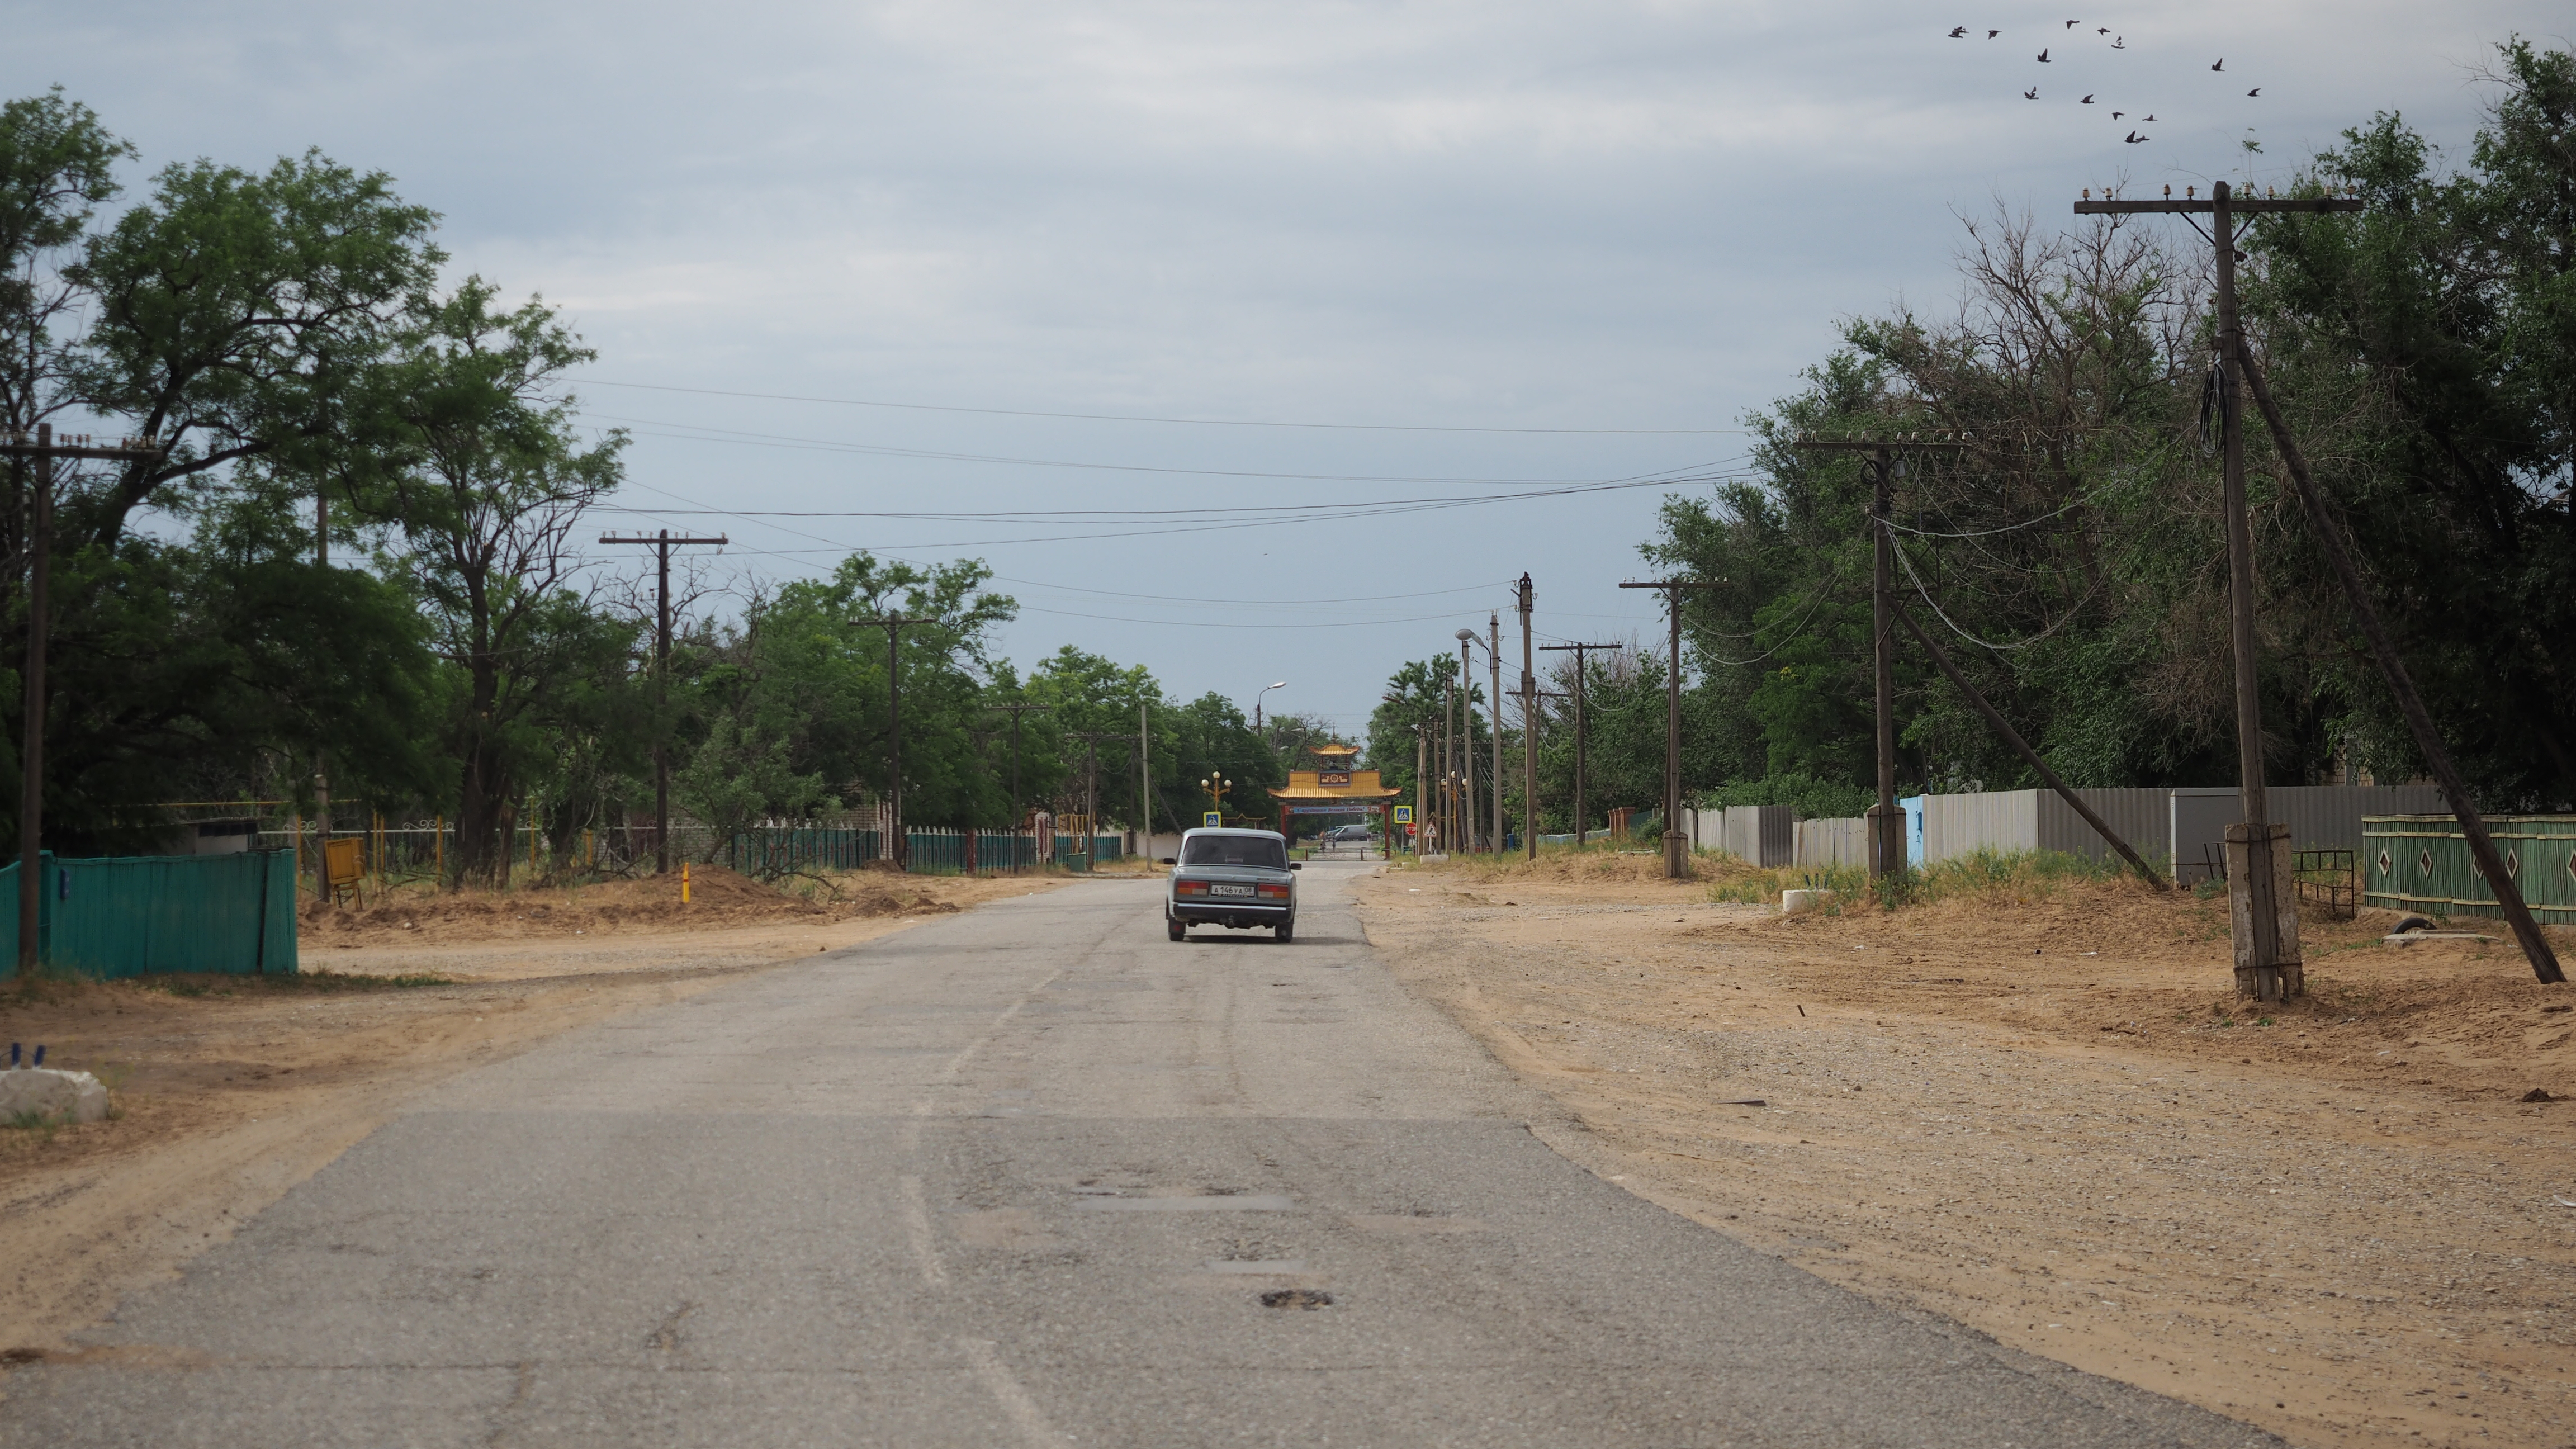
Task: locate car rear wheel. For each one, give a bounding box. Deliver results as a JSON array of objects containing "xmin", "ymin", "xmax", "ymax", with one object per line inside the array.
[
  {"xmin": 1167, "ymin": 916, "xmax": 1187, "ymax": 941},
  {"xmin": 1275, "ymin": 919, "xmax": 1294, "ymax": 944}
]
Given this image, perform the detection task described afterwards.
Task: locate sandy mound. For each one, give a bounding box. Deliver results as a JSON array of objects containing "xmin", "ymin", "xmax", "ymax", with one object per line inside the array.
[{"xmin": 303, "ymin": 865, "xmax": 969, "ymax": 946}]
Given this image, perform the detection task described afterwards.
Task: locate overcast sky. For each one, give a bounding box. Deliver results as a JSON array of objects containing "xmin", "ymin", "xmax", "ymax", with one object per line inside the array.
[{"xmin": 12, "ymin": 1, "xmax": 2563, "ymax": 735}]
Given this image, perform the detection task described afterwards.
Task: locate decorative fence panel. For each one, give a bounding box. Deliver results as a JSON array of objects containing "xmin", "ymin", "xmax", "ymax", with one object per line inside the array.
[{"xmin": 2365, "ymin": 815, "xmax": 2576, "ymax": 924}]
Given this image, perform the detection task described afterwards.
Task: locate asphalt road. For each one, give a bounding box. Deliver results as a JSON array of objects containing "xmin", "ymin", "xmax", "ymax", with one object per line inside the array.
[{"xmin": 3, "ymin": 863, "xmax": 2274, "ymax": 1447}]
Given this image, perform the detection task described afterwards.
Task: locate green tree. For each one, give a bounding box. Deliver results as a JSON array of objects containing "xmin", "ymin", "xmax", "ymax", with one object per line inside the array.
[{"xmin": 356, "ymin": 279, "xmax": 629, "ymax": 883}]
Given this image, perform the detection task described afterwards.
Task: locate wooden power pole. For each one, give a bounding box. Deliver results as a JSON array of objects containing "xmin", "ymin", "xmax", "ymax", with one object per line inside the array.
[
  {"xmin": 4, "ymin": 426, "xmax": 164, "ymax": 977},
  {"xmin": 1517, "ymin": 574, "xmax": 1537, "ymax": 859},
  {"xmin": 1488, "ymin": 612, "xmax": 1504, "ymax": 854},
  {"xmin": 1793, "ymin": 437, "xmax": 1964, "ymax": 881},
  {"xmin": 989, "ymin": 702, "xmax": 1051, "ymax": 871},
  {"xmin": 600, "ymin": 529, "xmax": 728, "ymax": 874},
  {"xmin": 1540, "ymin": 641, "xmax": 1625, "ymax": 848},
  {"xmin": 2075, "ymin": 180, "xmax": 2365, "ymax": 998},
  {"xmin": 1618, "ymin": 579, "xmax": 1724, "ymax": 878},
  {"xmin": 849, "ymin": 615, "xmax": 937, "ymax": 869}
]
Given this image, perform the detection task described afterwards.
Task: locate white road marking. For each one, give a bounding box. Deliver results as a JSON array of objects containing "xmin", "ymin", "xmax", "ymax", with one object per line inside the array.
[{"xmin": 960, "ymin": 1337, "xmax": 1064, "ymax": 1446}]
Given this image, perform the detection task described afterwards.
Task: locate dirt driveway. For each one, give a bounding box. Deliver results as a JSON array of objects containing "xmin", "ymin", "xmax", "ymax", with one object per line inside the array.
[
  {"xmin": 0, "ymin": 867, "xmax": 1066, "ymax": 1354},
  {"xmin": 1356, "ymin": 854, "xmax": 2576, "ymax": 1449}
]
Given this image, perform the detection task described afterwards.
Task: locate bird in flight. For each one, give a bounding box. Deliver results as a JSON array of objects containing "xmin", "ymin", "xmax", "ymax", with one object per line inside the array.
[
  {"xmin": 2082, "ymin": 94, "xmax": 2095, "ymax": 103},
  {"xmin": 2038, "ymin": 48, "xmax": 2050, "ymax": 61},
  {"xmin": 2112, "ymin": 36, "xmax": 2125, "ymax": 48},
  {"xmin": 2142, "ymin": 112, "xmax": 2157, "ymax": 121},
  {"xmin": 1948, "ymin": 25, "xmax": 1967, "ymax": 37},
  {"xmin": 2125, "ymin": 131, "xmax": 2148, "ymax": 144},
  {"xmin": 1987, "ymin": 29, "xmax": 2000, "ymax": 37},
  {"xmin": 2064, "ymin": 19, "xmax": 2079, "ymax": 27},
  {"xmin": 2211, "ymin": 58, "xmax": 2224, "ymax": 71},
  {"xmin": 2096, "ymin": 26, "xmax": 2109, "ymax": 34},
  {"xmin": 2113, "ymin": 110, "xmax": 2125, "ymax": 117},
  {"xmin": 2247, "ymin": 87, "xmax": 2261, "ymax": 97},
  {"xmin": 2025, "ymin": 87, "xmax": 2040, "ymax": 99}
]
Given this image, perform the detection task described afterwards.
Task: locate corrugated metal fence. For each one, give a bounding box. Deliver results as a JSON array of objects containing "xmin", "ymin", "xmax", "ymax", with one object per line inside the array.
[
  {"xmin": 0, "ymin": 850, "xmax": 297, "ymax": 978},
  {"xmin": 1778, "ymin": 785, "xmax": 2452, "ymax": 873}
]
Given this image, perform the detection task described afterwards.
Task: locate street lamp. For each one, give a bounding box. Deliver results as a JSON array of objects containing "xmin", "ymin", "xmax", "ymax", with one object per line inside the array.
[
  {"xmin": 1254, "ymin": 681, "xmax": 1286, "ymax": 736},
  {"xmin": 1199, "ymin": 775, "xmax": 1232, "ymax": 826}
]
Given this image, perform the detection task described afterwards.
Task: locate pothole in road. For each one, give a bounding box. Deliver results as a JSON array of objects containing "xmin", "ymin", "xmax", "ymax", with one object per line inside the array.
[{"xmin": 1259, "ymin": 1289, "xmax": 1334, "ymax": 1310}]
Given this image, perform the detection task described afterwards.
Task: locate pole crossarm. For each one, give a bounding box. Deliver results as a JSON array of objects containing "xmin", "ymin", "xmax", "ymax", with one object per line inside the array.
[
  {"xmin": 598, "ymin": 533, "xmax": 730, "ymax": 547},
  {"xmin": 1791, "ymin": 436, "xmax": 1969, "ymax": 454},
  {"xmin": 1, "ymin": 439, "xmax": 166, "ymax": 461},
  {"xmin": 2073, "ymin": 198, "xmax": 2362, "ymax": 216}
]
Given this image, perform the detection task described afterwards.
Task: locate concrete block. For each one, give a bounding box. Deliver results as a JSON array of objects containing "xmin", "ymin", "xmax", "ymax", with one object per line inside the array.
[
  {"xmin": 1781, "ymin": 888, "xmax": 1835, "ymax": 915},
  {"xmin": 0, "ymin": 1067, "xmax": 110, "ymax": 1124}
]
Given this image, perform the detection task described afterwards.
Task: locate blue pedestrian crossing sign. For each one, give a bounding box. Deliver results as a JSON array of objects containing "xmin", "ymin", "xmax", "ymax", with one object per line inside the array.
[
  {"xmin": 1393, "ymin": 806, "xmax": 1413, "ymax": 824},
  {"xmin": 1202, "ymin": 811, "xmax": 1223, "ymax": 828}
]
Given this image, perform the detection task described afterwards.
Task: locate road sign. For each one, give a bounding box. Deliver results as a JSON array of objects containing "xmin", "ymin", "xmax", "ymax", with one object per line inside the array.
[
  {"xmin": 1393, "ymin": 806, "xmax": 1413, "ymax": 824},
  {"xmin": 1202, "ymin": 811, "xmax": 1222, "ymax": 828}
]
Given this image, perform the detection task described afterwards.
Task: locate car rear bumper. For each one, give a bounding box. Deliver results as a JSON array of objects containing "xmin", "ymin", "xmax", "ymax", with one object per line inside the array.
[{"xmin": 1169, "ymin": 901, "xmax": 1291, "ymax": 926}]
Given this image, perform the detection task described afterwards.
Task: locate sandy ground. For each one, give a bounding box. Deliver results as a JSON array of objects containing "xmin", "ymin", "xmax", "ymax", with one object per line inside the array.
[
  {"xmin": 0, "ymin": 868, "xmax": 1066, "ymax": 1352},
  {"xmin": 1356, "ymin": 853, "xmax": 2576, "ymax": 1449}
]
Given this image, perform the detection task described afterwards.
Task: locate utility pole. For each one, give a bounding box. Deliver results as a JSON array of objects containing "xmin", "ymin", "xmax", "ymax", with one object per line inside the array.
[
  {"xmin": 989, "ymin": 702, "xmax": 1051, "ymax": 871},
  {"xmin": 2075, "ymin": 181, "xmax": 2363, "ymax": 998},
  {"xmin": 1793, "ymin": 437, "xmax": 1964, "ymax": 880},
  {"xmin": 2220, "ymin": 262, "xmax": 2564, "ymax": 989},
  {"xmin": 1413, "ymin": 723, "xmax": 1428, "ymax": 857},
  {"xmin": 6, "ymin": 427, "xmax": 163, "ymax": 977},
  {"xmin": 1487, "ymin": 612, "xmax": 1504, "ymax": 853},
  {"xmin": 1139, "ymin": 703, "xmax": 1150, "ymax": 861},
  {"xmin": 1440, "ymin": 681, "xmax": 1456, "ymax": 854},
  {"xmin": 1068, "ymin": 731, "xmax": 1137, "ymax": 868},
  {"xmin": 849, "ymin": 615, "xmax": 937, "ymax": 869},
  {"xmin": 1618, "ymin": 579, "xmax": 1724, "ymax": 878},
  {"xmin": 600, "ymin": 529, "xmax": 728, "ymax": 874},
  {"xmin": 1517, "ymin": 575, "xmax": 1536, "ymax": 859},
  {"xmin": 1541, "ymin": 641, "xmax": 1625, "ymax": 847},
  {"xmin": 1455, "ymin": 630, "xmax": 1480, "ymax": 853}
]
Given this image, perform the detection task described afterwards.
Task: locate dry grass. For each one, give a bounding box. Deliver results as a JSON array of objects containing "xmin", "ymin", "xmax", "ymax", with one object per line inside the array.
[{"xmin": 299, "ymin": 863, "xmax": 1000, "ymax": 946}]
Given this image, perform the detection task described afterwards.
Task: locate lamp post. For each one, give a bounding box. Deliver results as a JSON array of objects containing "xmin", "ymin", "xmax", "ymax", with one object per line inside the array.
[
  {"xmin": 1199, "ymin": 775, "xmax": 1231, "ymax": 827},
  {"xmin": 1254, "ymin": 681, "xmax": 1286, "ymax": 741}
]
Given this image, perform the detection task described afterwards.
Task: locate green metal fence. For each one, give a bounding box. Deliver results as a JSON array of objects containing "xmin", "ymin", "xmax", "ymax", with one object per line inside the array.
[
  {"xmin": 728, "ymin": 828, "xmax": 882, "ymax": 874},
  {"xmin": 2363, "ymin": 815, "xmax": 2576, "ymax": 925},
  {"xmin": 0, "ymin": 850, "xmax": 298, "ymax": 978}
]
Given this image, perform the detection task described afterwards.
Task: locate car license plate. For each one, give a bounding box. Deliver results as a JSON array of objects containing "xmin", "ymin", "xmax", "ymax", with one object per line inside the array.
[{"xmin": 1210, "ymin": 883, "xmax": 1257, "ymax": 897}]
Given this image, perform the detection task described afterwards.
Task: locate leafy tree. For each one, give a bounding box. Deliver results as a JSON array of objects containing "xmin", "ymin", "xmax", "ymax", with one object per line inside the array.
[{"xmin": 354, "ymin": 280, "xmax": 629, "ymax": 883}]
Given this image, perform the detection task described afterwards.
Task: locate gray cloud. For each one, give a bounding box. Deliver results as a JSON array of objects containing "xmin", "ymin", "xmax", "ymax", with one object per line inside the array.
[{"xmin": 11, "ymin": 0, "xmax": 2556, "ymax": 727}]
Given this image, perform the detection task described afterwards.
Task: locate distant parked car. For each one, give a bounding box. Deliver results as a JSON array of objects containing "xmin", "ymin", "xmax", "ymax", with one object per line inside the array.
[
  {"xmin": 1165, "ymin": 828, "xmax": 1300, "ymax": 942},
  {"xmin": 1318, "ymin": 824, "xmax": 1372, "ymax": 844}
]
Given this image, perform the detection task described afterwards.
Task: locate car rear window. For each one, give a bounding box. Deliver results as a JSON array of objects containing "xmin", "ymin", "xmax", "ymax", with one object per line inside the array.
[{"xmin": 1181, "ymin": 835, "xmax": 1286, "ymax": 869}]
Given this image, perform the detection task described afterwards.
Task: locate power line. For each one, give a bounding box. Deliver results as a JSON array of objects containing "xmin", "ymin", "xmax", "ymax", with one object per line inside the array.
[
  {"xmin": 580, "ymin": 410, "xmax": 1712, "ymax": 486},
  {"xmin": 569, "ymin": 377, "xmax": 1753, "ymax": 435}
]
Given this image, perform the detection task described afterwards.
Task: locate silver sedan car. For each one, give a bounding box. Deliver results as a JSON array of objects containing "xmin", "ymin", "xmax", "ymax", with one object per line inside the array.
[{"xmin": 1164, "ymin": 827, "xmax": 1300, "ymax": 942}]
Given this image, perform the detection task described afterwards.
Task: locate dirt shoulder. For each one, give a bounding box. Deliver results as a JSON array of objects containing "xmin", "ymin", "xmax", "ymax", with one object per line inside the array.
[
  {"xmin": 0, "ymin": 868, "xmax": 1066, "ymax": 1352},
  {"xmin": 1356, "ymin": 854, "xmax": 2576, "ymax": 1449}
]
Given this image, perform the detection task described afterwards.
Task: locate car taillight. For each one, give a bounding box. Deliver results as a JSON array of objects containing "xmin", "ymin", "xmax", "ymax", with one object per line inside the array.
[
  {"xmin": 1257, "ymin": 884, "xmax": 1290, "ymax": 899},
  {"xmin": 1177, "ymin": 880, "xmax": 1209, "ymax": 896}
]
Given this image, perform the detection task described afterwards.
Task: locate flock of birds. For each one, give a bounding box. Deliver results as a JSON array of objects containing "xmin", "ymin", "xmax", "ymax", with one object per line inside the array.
[{"xmin": 1949, "ymin": 20, "xmax": 2261, "ymax": 144}]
